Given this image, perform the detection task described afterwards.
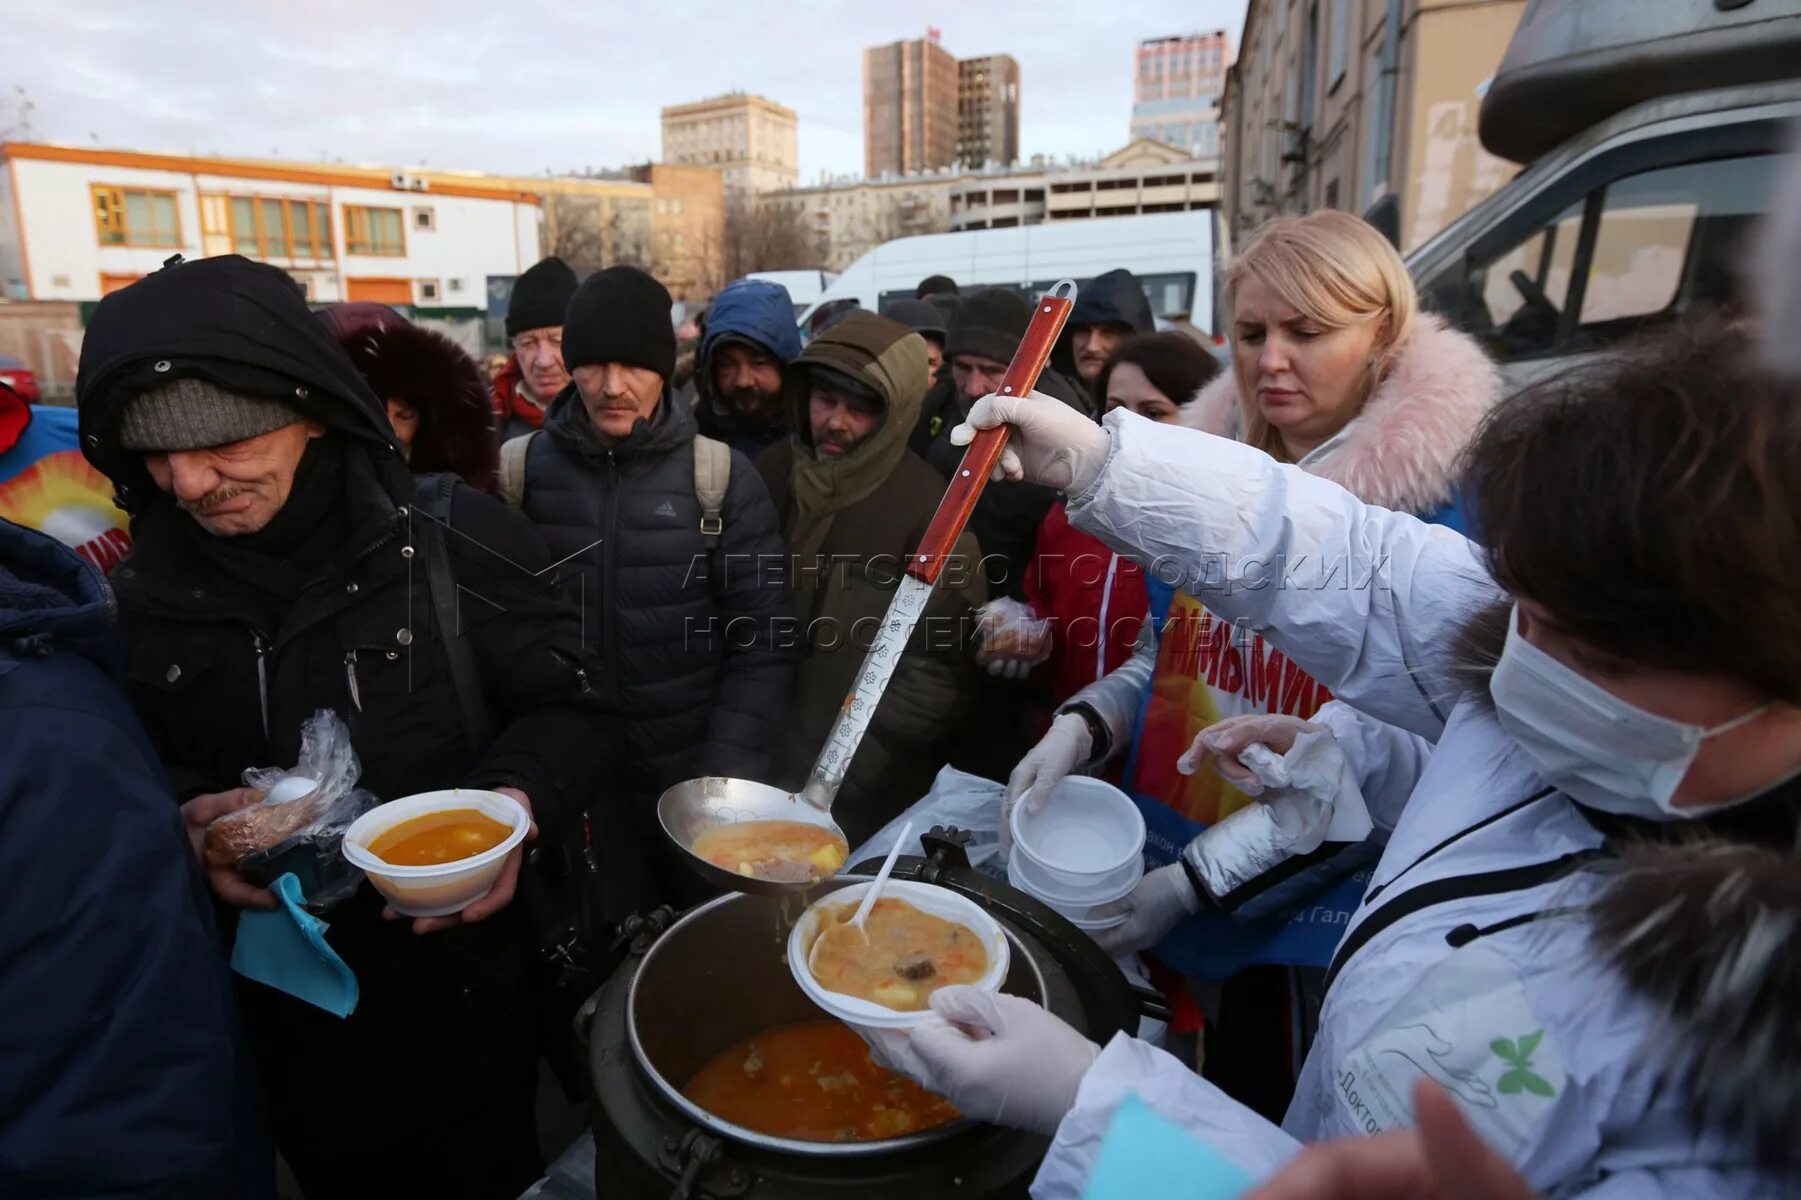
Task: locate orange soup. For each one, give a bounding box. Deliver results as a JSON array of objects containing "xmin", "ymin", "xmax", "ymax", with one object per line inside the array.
[
  {"xmin": 692, "ymin": 819, "xmax": 847, "ymax": 884},
  {"xmin": 807, "ymin": 897, "xmax": 988, "ymax": 1011},
  {"xmin": 368, "ymin": 809, "xmax": 513, "ymax": 866},
  {"xmin": 683, "ymin": 1020, "xmax": 959, "ymax": 1142}
]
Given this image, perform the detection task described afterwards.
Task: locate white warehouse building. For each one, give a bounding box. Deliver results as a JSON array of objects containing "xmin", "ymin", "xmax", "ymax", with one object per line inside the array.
[{"xmin": 0, "ymin": 142, "xmax": 544, "ymax": 311}]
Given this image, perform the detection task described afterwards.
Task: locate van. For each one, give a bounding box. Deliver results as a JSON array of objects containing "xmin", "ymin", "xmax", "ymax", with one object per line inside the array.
[
  {"xmin": 745, "ymin": 269, "xmax": 838, "ymax": 316},
  {"xmin": 1406, "ymin": 0, "xmax": 1801, "ymax": 380},
  {"xmin": 796, "ymin": 210, "xmax": 1223, "ymax": 339}
]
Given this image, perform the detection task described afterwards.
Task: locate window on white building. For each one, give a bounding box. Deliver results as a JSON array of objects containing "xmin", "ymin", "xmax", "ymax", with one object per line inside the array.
[
  {"xmin": 413, "ymin": 206, "xmax": 436, "ymax": 231},
  {"xmin": 344, "ymin": 205, "xmax": 405, "ymax": 256},
  {"xmin": 92, "ymin": 186, "xmax": 181, "ymax": 247},
  {"xmin": 417, "ymin": 279, "xmax": 441, "ymax": 304}
]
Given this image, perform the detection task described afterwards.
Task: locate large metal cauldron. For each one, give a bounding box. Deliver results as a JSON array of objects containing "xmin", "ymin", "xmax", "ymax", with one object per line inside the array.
[{"xmin": 585, "ymin": 831, "xmax": 1158, "ymax": 1199}]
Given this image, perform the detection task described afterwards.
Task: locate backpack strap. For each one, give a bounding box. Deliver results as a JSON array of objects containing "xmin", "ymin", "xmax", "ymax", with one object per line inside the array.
[
  {"xmin": 498, "ymin": 431, "xmax": 538, "ymax": 507},
  {"xmin": 411, "ymin": 473, "xmax": 491, "ymax": 755},
  {"xmin": 692, "ymin": 434, "xmax": 731, "ymax": 551}
]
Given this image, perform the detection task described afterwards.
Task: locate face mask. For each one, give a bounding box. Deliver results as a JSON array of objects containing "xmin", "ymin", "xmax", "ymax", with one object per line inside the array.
[{"xmin": 1489, "ymin": 605, "xmax": 1773, "ymax": 820}]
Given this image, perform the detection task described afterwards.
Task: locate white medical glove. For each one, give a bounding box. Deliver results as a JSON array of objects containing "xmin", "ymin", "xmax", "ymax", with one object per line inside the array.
[
  {"xmin": 1002, "ymin": 712, "xmax": 1092, "ymax": 855},
  {"xmin": 949, "ymin": 390, "xmax": 1112, "ymax": 493},
  {"xmin": 904, "ymin": 986, "xmax": 1100, "ymax": 1137},
  {"xmin": 1178, "ymin": 713, "xmax": 1328, "ymax": 797},
  {"xmin": 1090, "ymin": 862, "xmax": 1202, "ymax": 956}
]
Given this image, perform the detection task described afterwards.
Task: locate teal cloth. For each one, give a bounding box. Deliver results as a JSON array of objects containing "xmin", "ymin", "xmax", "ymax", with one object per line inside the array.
[
  {"xmin": 230, "ymin": 873, "xmax": 359, "ymax": 1017},
  {"xmin": 1081, "ymin": 1095, "xmax": 1255, "ymax": 1200}
]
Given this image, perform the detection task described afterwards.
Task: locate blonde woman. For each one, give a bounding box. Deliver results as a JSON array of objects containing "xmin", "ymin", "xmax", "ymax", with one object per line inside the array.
[{"xmin": 1000, "ymin": 211, "xmax": 1502, "ymax": 1115}]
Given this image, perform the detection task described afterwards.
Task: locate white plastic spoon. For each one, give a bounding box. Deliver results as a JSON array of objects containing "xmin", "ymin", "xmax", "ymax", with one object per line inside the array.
[{"xmin": 810, "ymin": 820, "xmax": 912, "ymax": 971}]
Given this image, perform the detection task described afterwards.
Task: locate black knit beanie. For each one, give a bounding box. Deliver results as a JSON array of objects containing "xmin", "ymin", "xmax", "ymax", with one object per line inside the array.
[
  {"xmin": 506, "ymin": 256, "xmax": 578, "ymax": 337},
  {"xmin": 561, "ymin": 265, "xmax": 676, "ymax": 380},
  {"xmin": 944, "ymin": 287, "xmax": 1030, "ymax": 366}
]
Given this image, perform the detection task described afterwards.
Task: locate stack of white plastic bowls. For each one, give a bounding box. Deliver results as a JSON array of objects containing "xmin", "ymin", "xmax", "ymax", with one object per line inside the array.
[{"xmin": 1007, "ymin": 776, "xmax": 1146, "ymax": 931}]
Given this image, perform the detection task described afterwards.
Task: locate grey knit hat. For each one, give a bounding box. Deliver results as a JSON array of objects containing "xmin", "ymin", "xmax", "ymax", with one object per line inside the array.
[{"xmin": 119, "ymin": 378, "xmax": 303, "ymax": 452}]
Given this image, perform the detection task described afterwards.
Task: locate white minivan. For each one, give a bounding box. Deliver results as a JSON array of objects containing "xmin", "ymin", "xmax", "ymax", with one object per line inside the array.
[{"xmin": 796, "ymin": 210, "xmax": 1223, "ymax": 339}]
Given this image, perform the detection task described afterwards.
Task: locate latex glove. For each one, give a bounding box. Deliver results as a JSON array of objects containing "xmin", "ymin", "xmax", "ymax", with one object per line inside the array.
[
  {"xmin": 950, "ymin": 390, "xmax": 1112, "ymax": 493},
  {"xmin": 1178, "ymin": 713, "xmax": 1328, "ymax": 797},
  {"xmin": 182, "ymin": 787, "xmax": 279, "ymax": 910},
  {"xmin": 1247, "ymin": 1080, "xmax": 1540, "ymax": 1200},
  {"xmin": 905, "ymin": 985, "xmax": 1100, "ymax": 1136},
  {"xmin": 1002, "ymin": 712, "xmax": 1092, "ymax": 855},
  {"xmin": 388, "ymin": 786, "xmax": 537, "ymax": 935},
  {"xmin": 1091, "ymin": 862, "xmax": 1201, "ymax": 956}
]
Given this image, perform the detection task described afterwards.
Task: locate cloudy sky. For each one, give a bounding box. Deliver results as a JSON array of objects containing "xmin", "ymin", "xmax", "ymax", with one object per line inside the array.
[{"xmin": 4, "ymin": 0, "xmax": 1246, "ymax": 181}]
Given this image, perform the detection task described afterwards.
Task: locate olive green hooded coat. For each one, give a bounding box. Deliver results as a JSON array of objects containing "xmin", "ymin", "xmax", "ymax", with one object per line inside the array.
[{"xmin": 756, "ymin": 312, "xmax": 987, "ymax": 845}]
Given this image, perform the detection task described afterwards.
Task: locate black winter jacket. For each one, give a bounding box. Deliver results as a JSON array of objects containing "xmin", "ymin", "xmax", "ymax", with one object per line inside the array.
[
  {"xmin": 0, "ymin": 517, "xmax": 270, "ymax": 1200},
  {"xmin": 520, "ymin": 385, "xmax": 794, "ymax": 805}
]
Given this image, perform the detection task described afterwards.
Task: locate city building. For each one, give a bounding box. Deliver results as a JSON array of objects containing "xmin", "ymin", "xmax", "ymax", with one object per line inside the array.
[
  {"xmin": 761, "ymin": 172, "xmax": 956, "ymax": 271},
  {"xmin": 864, "ymin": 34, "xmax": 960, "ymax": 178},
  {"xmin": 631, "ymin": 163, "xmax": 726, "ymax": 301},
  {"xmin": 0, "ymin": 142, "xmax": 541, "ymax": 311},
  {"xmin": 1131, "ymin": 32, "xmax": 1234, "ymax": 158},
  {"xmin": 763, "ymin": 138, "xmax": 1224, "ymax": 269},
  {"xmin": 1221, "ymin": 0, "xmax": 1526, "ymax": 252},
  {"xmin": 958, "ymin": 55, "xmax": 1021, "ymax": 168},
  {"xmin": 481, "ymin": 172, "xmax": 653, "ymax": 276},
  {"xmin": 660, "ymin": 93, "xmax": 799, "ymax": 194},
  {"xmin": 950, "ymin": 140, "xmax": 1221, "ymax": 231}
]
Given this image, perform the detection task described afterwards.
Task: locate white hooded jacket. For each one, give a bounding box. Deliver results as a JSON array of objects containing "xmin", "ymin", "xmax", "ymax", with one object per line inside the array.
[{"xmin": 1031, "ymin": 410, "xmax": 1789, "ymax": 1198}]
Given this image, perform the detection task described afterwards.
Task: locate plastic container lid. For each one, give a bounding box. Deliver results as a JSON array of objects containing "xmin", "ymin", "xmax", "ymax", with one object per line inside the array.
[
  {"xmin": 341, "ymin": 789, "xmax": 530, "ymax": 918},
  {"xmin": 787, "ymin": 879, "xmax": 1009, "ymax": 1030}
]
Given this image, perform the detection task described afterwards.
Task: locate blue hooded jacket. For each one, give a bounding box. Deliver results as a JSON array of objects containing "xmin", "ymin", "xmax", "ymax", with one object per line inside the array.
[
  {"xmin": 694, "ymin": 278, "xmax": 803, "ymax": 459},
  {"xmin": 0, "ymin": 516, "xmax": 269, "ymax": 1199}
]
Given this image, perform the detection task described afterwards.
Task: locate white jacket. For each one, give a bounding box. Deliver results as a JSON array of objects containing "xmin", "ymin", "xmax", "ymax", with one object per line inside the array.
[{"xmin": 1033, "ymin": 411, "xmax": 1774, "ymax": 1198}]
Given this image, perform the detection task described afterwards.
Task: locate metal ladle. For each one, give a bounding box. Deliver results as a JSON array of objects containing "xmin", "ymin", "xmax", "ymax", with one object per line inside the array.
[{"xmin": 657, "ymin": 280, "xmax": 1078, "ymax": 897}]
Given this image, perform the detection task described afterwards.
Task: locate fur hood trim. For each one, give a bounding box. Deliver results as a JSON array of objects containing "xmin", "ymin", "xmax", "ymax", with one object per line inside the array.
[
  {"xmin": 1591, "ymin": 837, "xmax": 1801, "ymax": 1169},
  {"xmin": 1182, "ymin": 314, "xmax": 1501, "ymax": 515}
]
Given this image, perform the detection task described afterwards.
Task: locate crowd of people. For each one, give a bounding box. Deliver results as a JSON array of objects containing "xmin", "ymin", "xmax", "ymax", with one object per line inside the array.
[{"xmin": 1, "ymin": 182, "xmax": 1797, "ymax": 1200}]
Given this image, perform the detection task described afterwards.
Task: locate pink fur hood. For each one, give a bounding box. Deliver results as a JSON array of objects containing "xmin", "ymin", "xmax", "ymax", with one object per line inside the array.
[{"xmin": 1181, "ymin": 314, "xmax": 1502, "ymax": 515}]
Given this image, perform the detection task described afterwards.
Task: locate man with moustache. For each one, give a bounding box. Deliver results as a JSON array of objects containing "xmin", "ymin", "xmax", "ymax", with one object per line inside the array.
[
  {"xmin": 692, "ymin": 276, "xmax": 803, "ymax": 459},
  {"xmin": 1060, "ymin": 267, "xmax": 1155, "ymax": 400},
  {"xmin": 756, "ymin": 312, "xmax": 985, "ymax": 844},
  {"xmin": 511, "ymin": 265, "xmax": 793, "ymax": 894}
]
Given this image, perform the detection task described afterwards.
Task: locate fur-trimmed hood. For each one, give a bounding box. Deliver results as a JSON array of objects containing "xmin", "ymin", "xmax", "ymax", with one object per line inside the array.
[
  {"xmin": 1181, "ymin": 314, "xmax": 1501, "ymax": 515},
  {"xmin": 318, "ymin": 303, "xmax": 499, "ymax": 493},
  {"xmin": 1592, "ymin": 836, "xmax": 1801, "ymax": 1170}
]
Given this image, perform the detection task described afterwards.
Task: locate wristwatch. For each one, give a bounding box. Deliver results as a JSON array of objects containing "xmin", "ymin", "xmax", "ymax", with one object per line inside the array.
[{"xmin": 1059, "ymin": 701, "xmax": 1110, "ymax": 765}]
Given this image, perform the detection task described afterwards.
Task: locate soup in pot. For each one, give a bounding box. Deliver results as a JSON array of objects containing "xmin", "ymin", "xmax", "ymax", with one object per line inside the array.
[
  {"xmin": 683, "ymin": 1020, "xmax": 958, "ymax": 1142},
  {"xmin": 692, "ymin": 819, "xmax": 847, "ymax": 883},
  {"xmin": 368, "ymin": 809, "xmax": 513, "ymax": 866},
  {"xmin": 806, "ymin": 897, "xmax": 988, "ymax": 1011}
]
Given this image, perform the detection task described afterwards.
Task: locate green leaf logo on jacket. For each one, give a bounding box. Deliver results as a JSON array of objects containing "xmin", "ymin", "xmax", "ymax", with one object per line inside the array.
[{"xmin": 1491, "ymin": 1030, "xmax": 1556, "ymax": 1097}]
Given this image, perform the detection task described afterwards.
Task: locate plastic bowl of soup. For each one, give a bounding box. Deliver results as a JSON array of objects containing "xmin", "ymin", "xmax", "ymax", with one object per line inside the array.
[
  {"xmin": 341, "ymin": 789, "xmax": 530, "ymax": 917},
  {"xmin": 788, "ymin": 880, "xmax": 1009, "ymax": 1031}
]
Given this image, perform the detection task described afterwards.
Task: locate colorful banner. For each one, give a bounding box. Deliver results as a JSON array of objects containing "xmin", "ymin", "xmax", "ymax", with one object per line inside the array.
[
  {"xmin": 0, "ymin": 406, "xmax": 133, "ymax": 574},
  {"xmin": 1123, "ymin": 578, "xmax": 1366, "ymax": 978}
]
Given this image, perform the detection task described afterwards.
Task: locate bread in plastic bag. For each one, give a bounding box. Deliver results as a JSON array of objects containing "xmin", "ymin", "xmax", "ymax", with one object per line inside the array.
[
  {"xmin": 973, "ymin": 597, "xmax": 1053, "ymax": 679},
  {"xmin": 203, "ymin": 710, "xmax": 376, "ymax": 907}
]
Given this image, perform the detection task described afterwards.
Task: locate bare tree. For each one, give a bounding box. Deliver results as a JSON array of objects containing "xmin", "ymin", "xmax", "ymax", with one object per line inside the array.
[
  {"xmin": 722, "ymin": 194, "xmax": 826, "ymax": 281},
  {"xmin": 542, "ymin": 195, "xmax": 652, "ymax": 276}
]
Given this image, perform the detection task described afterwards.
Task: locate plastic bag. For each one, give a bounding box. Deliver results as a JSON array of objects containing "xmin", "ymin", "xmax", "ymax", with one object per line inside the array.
[
  {"xmin": 973, "ymin": 597, "xmax": 1053, "ymax": 679},
  {"xmin": 204, "ymin": 710, "xmax": 377, "ymax": 908},
  {"xmin": 850, "ymin": 766, "xmax": 1008, "ymax": 879}
]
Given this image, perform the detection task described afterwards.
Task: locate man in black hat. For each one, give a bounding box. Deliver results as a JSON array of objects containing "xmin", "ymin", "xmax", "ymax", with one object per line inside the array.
[
  {"xmin": 881, "ymin": 296, "xmax": 949, "ymax": 381},
  {"xmin": 507, "ymin": 265, "xmax": 794, "ymax": 896},
  {"xmin": 496, "ymin": 255, "xmax": 579, "ymax": 439},
  {"xmin": 77, "ymin": 254, "xmax": 614, "ymax": 1199}
]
